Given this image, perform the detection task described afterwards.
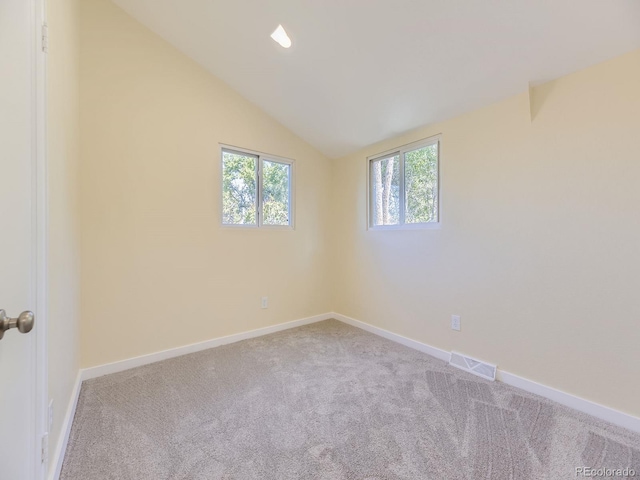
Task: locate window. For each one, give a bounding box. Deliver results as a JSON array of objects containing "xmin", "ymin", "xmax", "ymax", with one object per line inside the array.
[
  {"xmin": 369, "ymin": 137, "xmax": 439, "ymax": 228},
  {"xmin": 221, "ymin": 147, "xmax": 293, "ymax": 227}
]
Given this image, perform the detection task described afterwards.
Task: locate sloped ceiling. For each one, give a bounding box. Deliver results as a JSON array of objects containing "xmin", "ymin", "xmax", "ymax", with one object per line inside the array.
[{"xmin": 110, "ymin": 0, "xmax": 640, "ymax": 158}]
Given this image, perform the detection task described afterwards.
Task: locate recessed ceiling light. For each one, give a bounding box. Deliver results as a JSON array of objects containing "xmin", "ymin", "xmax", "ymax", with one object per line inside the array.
[{"xmin": 270, "ymin": 25, "xmax": 292, "ymax": 49}]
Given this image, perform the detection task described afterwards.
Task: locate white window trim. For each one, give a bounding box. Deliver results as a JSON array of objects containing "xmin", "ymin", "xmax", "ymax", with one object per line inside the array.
[
  {"xmin": 367, "ymin": 134, "xmax": 441, "ymax": 230},
  {"xmin": 220, "ymin": 143, "xmax": 295, "ymax": 229}
]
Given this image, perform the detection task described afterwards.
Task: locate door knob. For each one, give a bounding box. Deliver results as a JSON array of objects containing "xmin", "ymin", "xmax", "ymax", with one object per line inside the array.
[{"xmin": 0, "ymin": 310, "xmax": 34, "ymax": 340}]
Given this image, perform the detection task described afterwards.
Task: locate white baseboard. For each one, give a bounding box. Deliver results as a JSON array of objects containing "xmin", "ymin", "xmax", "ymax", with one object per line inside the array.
[
  {"xmin": 331, "ymin": 312, "xmax": 640, "ymax": 434},
  {"xmin": 500, "ymin": 371, "xmax": 640, "ymax": 433},
  {"xmin": 49, "ymin": 371, "xmax": 82, "ymax": 480},
  {"xmin": 332, "ymin": 312, "xmax": 450, "ymax": 362},
  {"xmin": 81, "ymin": 313, "xmax": 333, "ymax": 381}
]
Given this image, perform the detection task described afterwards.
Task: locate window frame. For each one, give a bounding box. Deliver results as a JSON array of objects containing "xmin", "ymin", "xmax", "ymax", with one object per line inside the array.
[
  {"xmin": 220, "ymin": 144, "xmax": 295, "ymax": 229},
  {"xmin": 367, "ymin": 135, "xmax": 441, "ymax": 230}
]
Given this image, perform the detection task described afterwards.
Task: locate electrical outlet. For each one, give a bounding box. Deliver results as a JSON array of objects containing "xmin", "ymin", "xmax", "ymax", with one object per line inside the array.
[
  {"xmin": 451, "ymin": 315, "xmax": 461, "ymax": 331},
  {"xmin": 48, "ymin": 399, "xmax": 54, "ymax": 432},
  {"xmin": 261, "ymin": 297, "xmax": 268, "ymax": 309}
]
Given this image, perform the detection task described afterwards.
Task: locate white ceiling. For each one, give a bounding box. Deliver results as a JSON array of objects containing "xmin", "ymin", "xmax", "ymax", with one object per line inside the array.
[{"xmin": 110, "ymin": 0, "xmax": 640, "ymax": 158}]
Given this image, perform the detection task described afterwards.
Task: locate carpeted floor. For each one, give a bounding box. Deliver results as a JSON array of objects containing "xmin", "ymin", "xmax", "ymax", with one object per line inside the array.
[{"xmin": 61, "ymin": 320, "xmax": 640, "ymax": 479}]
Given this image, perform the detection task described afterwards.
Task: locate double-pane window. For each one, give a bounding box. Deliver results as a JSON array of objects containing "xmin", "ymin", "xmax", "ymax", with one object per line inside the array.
[
  {"xmin": 222, "ymin": 148, "xmax": 293, "ymax": 227},
  {"xmin": 369, "ymin": 138, "xmax": 439, "ymax": 228}
]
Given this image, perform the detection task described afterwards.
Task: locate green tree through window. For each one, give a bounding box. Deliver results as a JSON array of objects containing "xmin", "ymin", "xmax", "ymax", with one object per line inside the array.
[
  {"xmin": 372, "ymin": 155, "xmax": 400, "ymax": 226},
  {"xmin": 263, "ymin": 160, "xmax": 290, "ymax": 225},
  {"xmin": 222, "ymin": 151, "xmax": 257, "ymax": 225},
  {"xmin": 405, "ymin": 144, "xmax": 438, "ymax": 224}
]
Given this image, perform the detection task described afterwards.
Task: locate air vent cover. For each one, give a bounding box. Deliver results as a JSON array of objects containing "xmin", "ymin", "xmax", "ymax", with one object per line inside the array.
[{"xmin": 449, "ymin": 351, "xmax": 496, "ymax": 381}]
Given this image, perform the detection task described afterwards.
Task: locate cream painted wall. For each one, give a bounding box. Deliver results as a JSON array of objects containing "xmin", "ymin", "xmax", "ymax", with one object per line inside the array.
[
  {"xmin": 78, "ymin": 0, "xmax": 332, "ymax": 368},
  {"xmin": 46, "ymin": 0, "xmax": 80, "ymax": 472},
  {"xmin": 331, "ymin": 49, "xmax": 640, "ymax": 418}
]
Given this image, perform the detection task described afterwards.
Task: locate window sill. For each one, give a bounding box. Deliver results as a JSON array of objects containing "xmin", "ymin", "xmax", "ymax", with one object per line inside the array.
[
  {"xmin": 368, "ymin": 222, "xmax": 441, "ymax": 231},
  {"xmin": 220, "ymin": 223, "xmax": 295, "ymax": 231}
]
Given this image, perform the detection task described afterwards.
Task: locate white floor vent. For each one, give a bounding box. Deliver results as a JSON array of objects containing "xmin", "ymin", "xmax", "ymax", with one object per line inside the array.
[{"xmin": 449, "ymin": 351, "xmax": 497, "ymax": 381}]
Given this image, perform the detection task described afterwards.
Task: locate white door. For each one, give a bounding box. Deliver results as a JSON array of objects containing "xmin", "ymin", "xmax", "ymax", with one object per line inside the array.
[{"xmin": 0, "ymin": 0, "xmax": 42, "ymax": 478}]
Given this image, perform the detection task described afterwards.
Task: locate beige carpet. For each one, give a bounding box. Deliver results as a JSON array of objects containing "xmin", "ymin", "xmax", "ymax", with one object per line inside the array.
[{"xmin": 61, "ymin": 320, "xmax": 640, "ymax": 479}]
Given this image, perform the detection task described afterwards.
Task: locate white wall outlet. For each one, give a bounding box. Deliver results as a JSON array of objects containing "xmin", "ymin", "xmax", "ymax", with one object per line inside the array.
[
  {"xmin": 261, "ymin": 297, "xmax": 268, "ymax": 309},
  {"xmin": 48, "ymin": 399, "xmax": 54, "ymax": 432},
  {"xmin": 451, "ymin": 315, "xmax": 461, "ymax": 331}
]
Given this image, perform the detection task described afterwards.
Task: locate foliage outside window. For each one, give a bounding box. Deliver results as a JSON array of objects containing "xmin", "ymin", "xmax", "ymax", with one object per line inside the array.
[
  {"xmin": 222, "ymin": 148, "xmax": 292, "ymax": 227},
  {"xmin": 369, "ymin": 138, "xmax": 439, "ymax": 228}
]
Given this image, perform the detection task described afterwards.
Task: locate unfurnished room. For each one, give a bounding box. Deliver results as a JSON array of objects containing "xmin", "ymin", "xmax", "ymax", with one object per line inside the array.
[{"xmin": 1, "ymin": 0, "xmax": 640, "ymax": 479}]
